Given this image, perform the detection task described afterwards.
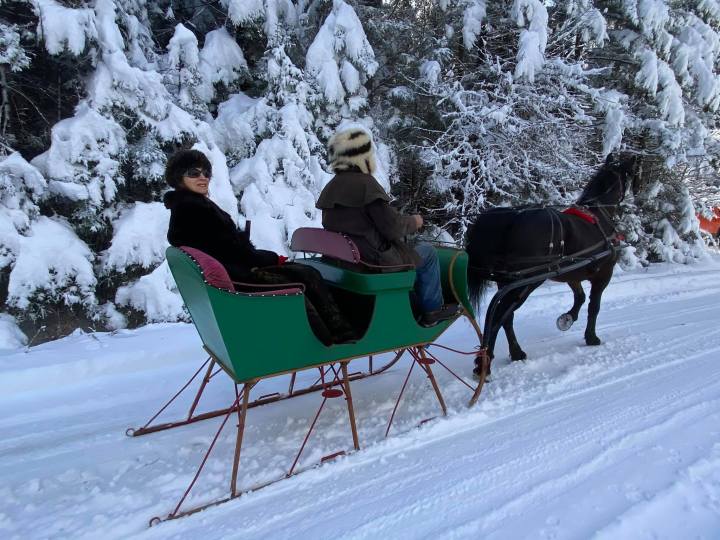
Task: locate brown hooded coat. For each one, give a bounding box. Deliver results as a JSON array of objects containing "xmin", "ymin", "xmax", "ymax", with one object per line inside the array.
[{"xmin": 316, "ymin": 171, "xmax": 421, "ymax": 266}]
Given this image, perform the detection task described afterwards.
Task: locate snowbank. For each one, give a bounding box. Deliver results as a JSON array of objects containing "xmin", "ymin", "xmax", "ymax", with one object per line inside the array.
[{"xmin": 0, "ymin": 314, "xmax": 27, "ymax": 350}]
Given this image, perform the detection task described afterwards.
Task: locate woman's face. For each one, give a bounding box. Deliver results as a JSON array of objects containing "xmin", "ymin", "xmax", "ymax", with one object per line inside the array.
[{"xmin": 180, "ymin": 166, "xmax": 211, "ymax": 195}]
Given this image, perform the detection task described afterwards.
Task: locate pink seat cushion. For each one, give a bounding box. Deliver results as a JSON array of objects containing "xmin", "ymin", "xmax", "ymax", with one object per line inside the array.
[
  {"xmin": 179, "ymin": 246, "xmax": 235, "ymax": 291},
  {"xmin": 290, "ymin": 227, "xmax": 361, "ymax": 263}
]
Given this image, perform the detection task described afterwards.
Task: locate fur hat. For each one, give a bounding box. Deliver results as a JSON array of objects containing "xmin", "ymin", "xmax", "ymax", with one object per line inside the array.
[
  {"xmin": 164, "ymin": 149, "xmax": 212, "ymax": 188},
  {"xmin": 327, "ymin": 128, "xmax": 377, "ymax": 175}
]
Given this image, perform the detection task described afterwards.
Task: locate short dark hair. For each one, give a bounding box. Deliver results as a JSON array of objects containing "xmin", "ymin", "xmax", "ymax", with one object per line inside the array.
[{"xmin": 164, "ymin": 149, "xmax": 212, "ymax": 188}]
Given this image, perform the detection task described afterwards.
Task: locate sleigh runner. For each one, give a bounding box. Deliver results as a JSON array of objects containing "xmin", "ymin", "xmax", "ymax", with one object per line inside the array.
[{"xmin": 129, "ymin": 228, "xmax": 487, "ymax": 524}]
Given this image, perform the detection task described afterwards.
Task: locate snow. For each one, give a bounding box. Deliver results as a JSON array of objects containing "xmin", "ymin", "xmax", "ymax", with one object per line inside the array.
[
  {"xmin": 198, "ymin": 143, "xmax": 241, "ymax": 225},
  {"xmin": 622, "ymin": 0, "xmax": 640, "ymax": 25},
  {"xmin": 87, "ymin": 50, "xmax": 200, "ymax": 142},
  {"xmin": 167, "ymin": 25, "xmax": 199, "ymax": 71},
  {"xmin": 462, "ymin": 0, "xmax": 486, "ymax": 50},
  {"xmin": 636, "ymin": 48, "xmax": 660, "ymax": 95},
  {"xmin": 31, "ymin": 0, "xmax": 97, "ymax": 56},
  {"xmin": 7, "ymin": 216, "xmax": 96, "ymax": 311},
  {"xmin": 166, "ymin": 24, "xmax": 207, "ymax": 109},
  {"xmin": 102, "ymin": 202, "xmax": 170, "ymax": 272},
  {"xmin": 638, "ymin": 0, "xmax": 670, "ymax": 40},
  {"xmin": 224, "ymin": 0, "xmax": 264, "ymax": 25},
  {"xmin": 262, "ymin": 0, "xmax": 299, "ymax": 44},
  {"xmin": 676, "ymin": 21, "xmax": 720, "ymax": 111},
  {"xmin": 199, "ymin": 28, "xmax": 247, "ymax": 89},
  {"xmin": 0, "ymin": 22, "xmax": 30, "ymax": 70},
  {"xmin": 212, "ymin": 93, "xmax": 259, "ymax": 157},
  {"xmin": 0, "ymin": 313, "xmax": 26, "ymax": 350},
  {"xmin": 31, "ymin": 103, "xmax": 125, "ymax": 205},
  {"xmin": 305, "ymin": 0, "xmax": 378, "ymax": 105},
  {"xmin": 582, "ymin": 9, "xmax": 609, "ymax": 47},
  {"xmin": 94, "ymin": 0, "xmax": 125, "ymax": 53},
  {"xmin": 0, "ymin": 154, "xmax": 46, "ymax": 202},
  {"xmin": 597, "ymin": 89, "xmax": 628, "ymax": 158},
  {"xmin": 700, "ymin": 0, "xmax": 720, "ymax": 21},
  {"xmin": 603, "ymin": 107, "xmax": 626, "ymax": 157},
  {"xmin": 657, "ymin": 62, "xmax": 684, "ymax": 126},
  {"xmin": 228, "ymin": 98, "xmax": 330, "ymax": 254},
  {"xmin": 635, "ymin": 49, "xmax": 684, "ymax": 125},
  {"xmin": 419, "ymin": 60, "xmax": 441, "ymax": 86},
  {"xmin": 511, "ymin": 0, "xmax": 549, "ymax": 82},
  {"xmin": 3, "ymin": 259, "xmax": 720, "ymax": 538},
  {"xmin": 115, "ymin": 261, "xmax": 186, "ymax": 323}
]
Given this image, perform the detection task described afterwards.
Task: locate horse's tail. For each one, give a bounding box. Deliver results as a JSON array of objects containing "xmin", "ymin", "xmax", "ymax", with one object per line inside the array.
[
  {"xmin": 465, "ymin": 216, "xmax": 500, "ymax": 314},
  {"xmin": 467, "ymin": 265, "xmax": 489, "ymax": 315}
]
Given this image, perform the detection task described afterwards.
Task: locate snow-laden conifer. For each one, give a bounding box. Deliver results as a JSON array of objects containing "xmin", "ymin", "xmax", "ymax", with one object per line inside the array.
[
  {"xmin": 0, "ymin": 153, "xmax": 45, "ymax": 275},
  {"xmin": 306, "ymin": 0, "xmax": 378, "ymax": 112},
  {"xmin": 512, "ymin": 0, "xmax": 549, "ymax": 82},
  {"xmin": 165, "ymin": 24, "xmax": 210, "ymax": 118},
  {"xmin": 3, "ymin": 0, "xmax": 720, "ymax": 340}
]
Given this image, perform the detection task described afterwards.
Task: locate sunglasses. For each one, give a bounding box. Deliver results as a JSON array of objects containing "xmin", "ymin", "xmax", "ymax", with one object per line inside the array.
[{"xmin": 183, "ymin": 167, "xmax": 211, "ymax": 179}]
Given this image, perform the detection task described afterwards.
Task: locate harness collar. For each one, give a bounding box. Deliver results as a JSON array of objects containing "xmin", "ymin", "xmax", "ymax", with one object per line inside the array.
[{"xmin": 562, "ymin": 206, "xmax": 597, "ymax": 224}]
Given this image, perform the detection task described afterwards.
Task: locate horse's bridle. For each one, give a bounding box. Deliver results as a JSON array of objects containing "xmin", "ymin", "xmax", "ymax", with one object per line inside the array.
[{"xmin": 576, "ymin": 167, "xmax": 628, "ymax": 253}]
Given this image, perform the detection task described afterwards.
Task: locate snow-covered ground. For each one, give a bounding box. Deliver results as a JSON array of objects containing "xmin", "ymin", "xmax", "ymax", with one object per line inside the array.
[{"xmin": 3, "ymin": 260, "xmax": 720, "ymax": 539}]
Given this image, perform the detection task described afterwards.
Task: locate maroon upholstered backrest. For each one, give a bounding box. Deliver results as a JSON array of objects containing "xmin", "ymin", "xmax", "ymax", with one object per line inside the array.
[
  {"xmin": 290, "ymin": 227, "xmax": 361, "ymax": 263},
  {"xmin": 179, "ymin": 246, "xmax": 235, "ymax": 291}
]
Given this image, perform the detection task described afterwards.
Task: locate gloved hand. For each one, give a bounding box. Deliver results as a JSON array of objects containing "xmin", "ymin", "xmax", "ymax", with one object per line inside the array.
[{"xmin": 277, "ymin": 255, "xmax": 289, "ymax": 265}]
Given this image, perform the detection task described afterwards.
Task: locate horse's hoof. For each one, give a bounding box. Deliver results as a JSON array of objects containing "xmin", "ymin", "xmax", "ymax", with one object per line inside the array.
[
  {"xmin": 556, "ymin": 313, "xmax": 574, "ymax": 331},
  {"xmin": 585, "ymin": 335, "xmax": 601, "ymax": 346},
  {"xmin": 510, "ymin": 350, "xmax": 527, "ymax": 361},
  {"xmin": 472, "ymin": 366, "xmax": 491, "ymax": 382},
  {"xmin": 474, "ymin": 354, "xmax": 493, "ymax": 367}
]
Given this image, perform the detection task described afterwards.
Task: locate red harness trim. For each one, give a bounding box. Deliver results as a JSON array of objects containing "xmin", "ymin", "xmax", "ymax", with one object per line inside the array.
[{"xmin": 562, "ymin": 207, "xmax": 597, "ymax": 224}]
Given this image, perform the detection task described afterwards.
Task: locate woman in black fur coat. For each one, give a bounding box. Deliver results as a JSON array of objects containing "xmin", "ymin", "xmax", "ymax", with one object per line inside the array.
[{"xmin": 163, "ymin": 149, "xmax": 355, "ymax": 345}]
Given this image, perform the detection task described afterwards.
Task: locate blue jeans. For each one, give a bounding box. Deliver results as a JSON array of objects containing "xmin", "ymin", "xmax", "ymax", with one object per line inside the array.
[{"xmin": 414, "ymin": 243, "xmax": 443, "ymax": 313}]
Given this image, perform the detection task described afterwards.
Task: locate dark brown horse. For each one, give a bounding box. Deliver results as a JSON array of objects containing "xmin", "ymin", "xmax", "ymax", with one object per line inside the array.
[{"xmin": 465, "ymin": 156, "xmax": 635, "ymax": 377}]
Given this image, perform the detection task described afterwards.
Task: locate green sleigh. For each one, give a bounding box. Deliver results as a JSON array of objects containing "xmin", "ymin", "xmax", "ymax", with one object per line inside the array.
[{"xmin": 129, "ymin": 228, "xmax": 489, "ymax": 524}]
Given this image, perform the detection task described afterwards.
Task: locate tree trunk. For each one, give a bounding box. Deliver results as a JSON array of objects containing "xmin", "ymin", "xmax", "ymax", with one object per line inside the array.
[{"xmin": 0, "ymin": 65, "xmax": 9, "ymax": 140}]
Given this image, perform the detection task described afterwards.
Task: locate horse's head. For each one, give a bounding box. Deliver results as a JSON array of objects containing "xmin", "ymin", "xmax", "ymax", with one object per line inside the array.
[{"xmin": 577, "ymin": 153, "xmax": 635, "ymax": 207}]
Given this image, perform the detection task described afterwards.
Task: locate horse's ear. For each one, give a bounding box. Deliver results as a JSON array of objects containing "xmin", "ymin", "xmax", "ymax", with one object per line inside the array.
[{"xmin": 604, "ymin": 153, "xmax": 614, "ymax": 165}]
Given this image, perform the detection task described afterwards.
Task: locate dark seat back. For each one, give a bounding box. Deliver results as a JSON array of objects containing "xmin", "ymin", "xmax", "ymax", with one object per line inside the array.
[
  {"xmin": 180, "ymin": 246, "xmax": 235, "ymax": 291},
  {"xmin": 290, "ymin": 227, "xmax": 361, "ymax": 264}
]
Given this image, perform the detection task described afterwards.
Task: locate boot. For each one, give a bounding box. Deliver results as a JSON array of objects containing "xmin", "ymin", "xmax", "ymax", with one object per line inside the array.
[{"xmin": 419, "ymin": 303, "xmax": 460, "ymax": 327}]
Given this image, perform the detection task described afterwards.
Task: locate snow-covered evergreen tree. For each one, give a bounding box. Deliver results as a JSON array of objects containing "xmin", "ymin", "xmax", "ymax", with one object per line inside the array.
[
  {"xmin": 164, "ymin": 23, "xmax": 210, "ymax": 120},
  {"xmin": 222, "ymin": 0, "xmax": 379, "ymax": 253},
  {"xmin": 2, "ymin": 0, "xmax": 720, "ymax": 342},
  {"xmin": 579, "ymin": 0, "xmax": 720, "ymax": 264},
  {"xmin": 369, "ymin": 0, "xmax": 601, "ymax": 240}
]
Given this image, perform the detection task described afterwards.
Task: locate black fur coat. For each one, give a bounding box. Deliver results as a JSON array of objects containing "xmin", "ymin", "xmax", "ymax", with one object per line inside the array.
[{"xmin": 164, "ymin": 189, "xmax": 277, "ymax": 280}]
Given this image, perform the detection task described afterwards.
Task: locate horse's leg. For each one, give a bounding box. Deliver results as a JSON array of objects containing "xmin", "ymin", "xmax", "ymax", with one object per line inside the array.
[
  {"xmin": 502, "ymin": 312, "xmax": 526, "ymax": 361},
  {"xmin": 473, "ymin": 285, "xmax": 521, "ymax": 378},
  {"xmin": 585, "ymin": 264, "xmax": 614, "ymax": 346},
  {"xmin": 501, "ymin": 282, "xmax": 543, "ymax": 360},
  {"xmin": 557, "ymin": 281, "xmax": 585, "ymax": 331}
]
